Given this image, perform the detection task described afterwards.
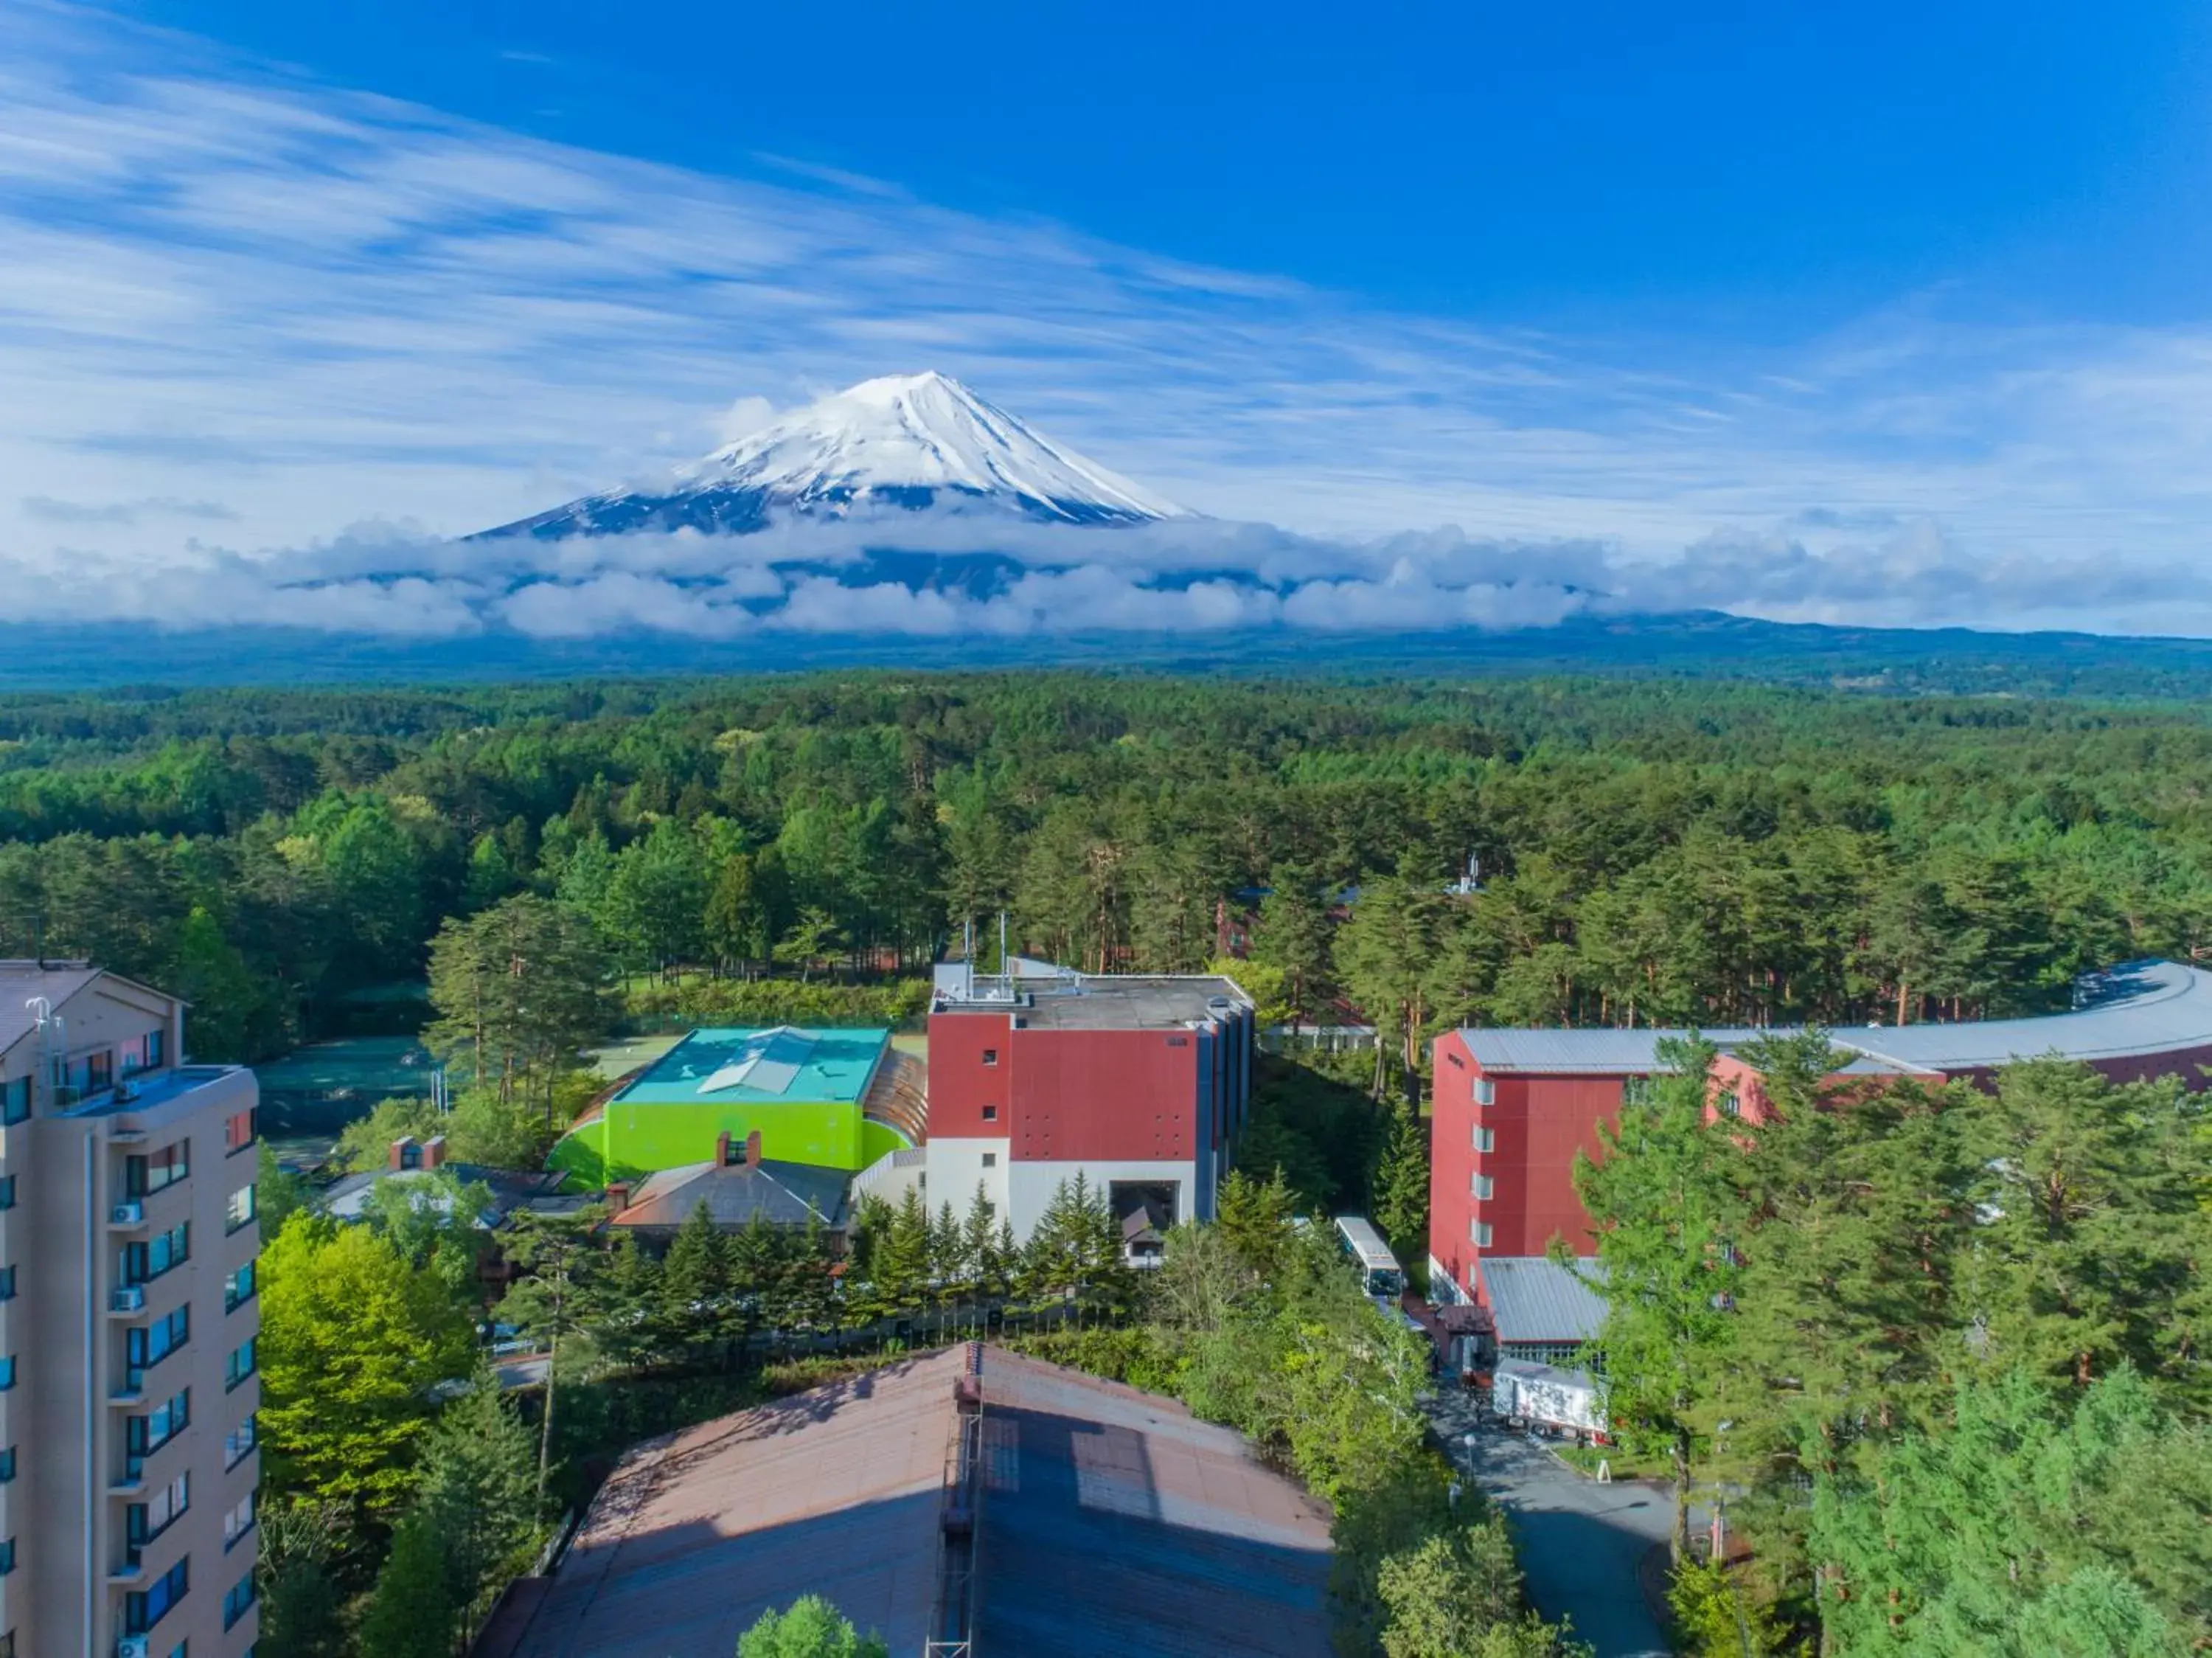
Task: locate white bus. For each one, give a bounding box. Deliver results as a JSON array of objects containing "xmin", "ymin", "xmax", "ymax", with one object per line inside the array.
[{"xmin": 1333, "ymin": 1215, "xmax": 1405, "ymax": 1305}]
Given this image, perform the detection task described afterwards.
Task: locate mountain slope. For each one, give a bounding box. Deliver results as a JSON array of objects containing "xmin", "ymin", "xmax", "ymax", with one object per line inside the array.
[{"xmin": 475, "ymin": 371, "xmax": 1189, "ymax": 540}]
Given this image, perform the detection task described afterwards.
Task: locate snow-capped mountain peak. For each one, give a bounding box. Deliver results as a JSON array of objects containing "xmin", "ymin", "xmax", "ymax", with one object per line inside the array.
[{"xmin": 475, "ymin": 371, "xmax": 1189, "ymax": 541}]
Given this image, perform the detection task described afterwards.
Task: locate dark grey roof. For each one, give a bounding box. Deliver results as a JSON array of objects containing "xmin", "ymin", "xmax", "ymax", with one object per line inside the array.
[
  {"xmin": 1008, "ymin": 975, "xmax": 1251, "ymax": 1030},
  {"xmin": 319, "ymin": 1161, "xmax": 566, "ymax": 1227},
  {"xmin": 611, "ymin": 1158, "xmax": 849, "ymax": 1231},
  {"xmin": 0, "ymin": 961, "xmax": 106, "ymax": 1058},
  {"xmin": 1457, "ymin": 958, "xmax": 2212, "ymax": 1077},
  {"xmin": 1478, "ymin": 1256, "xmax": 1608, "ymax": 1345},
  {"xmin": 976, "ymin": 1349, "xmax": 1335, "ymax": 1656}
]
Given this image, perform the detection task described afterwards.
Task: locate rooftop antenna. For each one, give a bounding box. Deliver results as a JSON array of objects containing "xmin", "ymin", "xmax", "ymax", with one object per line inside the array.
[{"xmin": 27, "ymin": 996, "xmax": 59, "ymax": 1108}]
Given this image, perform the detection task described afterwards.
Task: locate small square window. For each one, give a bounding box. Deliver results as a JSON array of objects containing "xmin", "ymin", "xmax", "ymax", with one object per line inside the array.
[
  {"xmin": 981, "ymin": 1153, "xmax": 997, "ymax": 1168},
  {"xmin": 1471, "ymin": 1220, "xmax": 1492, "ymax": 1248},
  {"xmin": 981, "ymin": 1104, "xmax": 998, "ymax": 1122},
  {"xmin": 1472, "ymin": 1174, "xmax": 1493, "ymax": 1200},
  {"xmin": 1472, "ymin": 1125, "xmax": 1495, "ymax": 1153},
  {"xmin": 981, "ymin": 1049, "xmax": 998, "ymax": 1067},
  {"xmin": 1473, "ymin": 1078, "xmax": 1496, "ymax": 1106}
]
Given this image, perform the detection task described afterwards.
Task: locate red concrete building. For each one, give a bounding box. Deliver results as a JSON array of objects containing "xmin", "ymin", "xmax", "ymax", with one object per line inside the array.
[
  {"xmin": 924, "ymin": 961, "xmax": 1255, "ymax": 1253},
  {"xmin": 1428, "ymin": 958, "xmax": 2212, "ymax": 1309}
]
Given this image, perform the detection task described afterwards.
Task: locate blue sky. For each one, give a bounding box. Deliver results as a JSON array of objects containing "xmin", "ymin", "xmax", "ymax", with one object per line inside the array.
[{"xmin": 8, "ymin": 0, "xmax": 2212, "ymax": 636}]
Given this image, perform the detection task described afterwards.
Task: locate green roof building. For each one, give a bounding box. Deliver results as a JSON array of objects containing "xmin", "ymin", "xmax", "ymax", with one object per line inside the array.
[{"xmin": 551, "ymin": 1025, "xmax": 915, "ymax": 1187}]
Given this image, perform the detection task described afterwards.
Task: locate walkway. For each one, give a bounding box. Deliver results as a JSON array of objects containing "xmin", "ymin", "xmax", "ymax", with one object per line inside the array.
[{"xmin": 1424, "ymin": 1386, "xmax": 1675, "ymax": 1658}]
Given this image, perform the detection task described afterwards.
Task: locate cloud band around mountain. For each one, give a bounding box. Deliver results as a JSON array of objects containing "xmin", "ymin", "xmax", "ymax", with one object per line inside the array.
[{"xmin": 9, "ymin": 509, "xmax": 2209, "ymax": 642}]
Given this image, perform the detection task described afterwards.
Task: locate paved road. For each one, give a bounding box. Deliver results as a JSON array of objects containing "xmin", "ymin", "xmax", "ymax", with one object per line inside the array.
[{"xmin": 1425, "ymin": 1387, "xmax": 1676, "ymax": 1658}]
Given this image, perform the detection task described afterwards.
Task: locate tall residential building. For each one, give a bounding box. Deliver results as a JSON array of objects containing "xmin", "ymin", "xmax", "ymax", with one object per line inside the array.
[{"xmin": 0, "ymin": 962, "xmax": 262, "ymax": 1658}]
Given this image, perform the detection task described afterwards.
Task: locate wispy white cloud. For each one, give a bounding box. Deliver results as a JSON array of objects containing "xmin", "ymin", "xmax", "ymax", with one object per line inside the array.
[{"xmin": 6, "ymin": 1, "xmax": 2212, "ymax": 634}]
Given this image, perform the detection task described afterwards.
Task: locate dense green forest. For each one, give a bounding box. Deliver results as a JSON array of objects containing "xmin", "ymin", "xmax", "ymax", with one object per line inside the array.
[
  {"xmin": 4, "ymin": 672, "xmax": 2212, "ymax": 1066},
  {"xmin": 49, "ymin": 667, "xmax": 2195, "ymax": 1657}
]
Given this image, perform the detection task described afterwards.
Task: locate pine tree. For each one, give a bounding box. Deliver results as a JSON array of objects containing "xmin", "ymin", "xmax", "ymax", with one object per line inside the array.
[
  {"xmin": 1215, "ymin": 1167, "xmax": 1295, "ymax": 1282},
  {"xmin": 959, "ymin": 1183, "xmax": 1001, "ymax": 1297},
  {"xmin": 497, "ymin": 1208, "xmax": 603, "ymax": 1506},
  {"xmin": 1571, "ymin": 1036, "xmax": 1745, "ymax": 1564},
  {"xmin": 1371, "ymin": 1102, "xmax": 1430, "ymax": 1269},
  {"xmin": 662, "ymin": 1199, "xmax": 734, "ymax": 1362},
  {"xmin": 1252, "ymin": 863, "xmax": 1335, "ymax": 1031},
  {"xmin": 875, "ymin": 1187, "xmax": 933, "ymax": 1314}
]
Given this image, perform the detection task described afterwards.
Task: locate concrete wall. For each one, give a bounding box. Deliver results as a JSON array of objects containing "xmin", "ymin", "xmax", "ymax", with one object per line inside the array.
[{"xmin": 924, "ymin": 1136, "xmax": 1010, "ymax": 1224}]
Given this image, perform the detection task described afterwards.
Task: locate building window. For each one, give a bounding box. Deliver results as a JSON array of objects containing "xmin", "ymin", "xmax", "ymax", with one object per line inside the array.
[
  {"xmin": 981, "ymin": 1104, "xmax": 998, "ymax": 1122},
  {"xmin": 127, "ymin": 1389, "xmax": 190, "ymax": 1476},
  {"xmin": 981, "ymin": 1049, "xmax": 998, "ymax": 1067},
  {"xmin": 145, "ymin": 1027, "xmax": 166, "ymax": 1069},
  {"xmin": 1472, "ymin": 1174, "xmax": 1494, "ymax": 1201},
  {"xmin": 224, "ymin": 1413, "xmax": 257, "ymax": 1470},
  {"xmin": 125, "ymin": 1556, "xmax": 189, "ymax": 1635},
  {"xmin": 128, "ymin": 1305, "xmax": 192, "ymax": 1387},
  {"xmin": 223, "ymin": 1488, "xmax": 257, "ymax": 1552},
  {"xmin": 981, "ymin": 1153, "xmax": 997, "ymax": 1168},
  {"xmin": 223, "ymin": 1568, "xmax": 257, "ymax": 1630},
  {"xmin": 224, "ymin": 1109, "xmax": 257, "ymax": 1156},
  {"xmin": 225, "ymin": 1263, "xmax": 257, "ymax": 1314},
  {"xmin": 0, "ymin": 1541, "xmax": 13, "ymax": 1576},
  {"xmin": 0, "ymin": 1358, "xmax": 15, "ymax": 1392},
  {"xmin": 0, "ymin": 1176, "xmax": 13, "ymax": 1210},
  {"xmin": 225, "ymin": 1185, "xmax": 257, "ymax": 1235},
  {"xmin": 0, "ymin": 1079, "xmax": 26, "ymax": 1125},
  {"xmin": 128, "ymin": 1473, "xmax": 191, "ymax": 1561},
  {"xmin": 123, "ymin": 1223, "xmax": 190, "ymax": 1287},
  {"xmin": 0, "ymin": 1446, "xmax": 15, "ymax": 1482},
  {"xmin": 1470, "ymin": 1221, "xmax": 1492, "ymax": 1248},
  {"xmin": 1719, "ymin": 1091, "xmax": 1742, "ymax": 1119},
  {"xmin": 1473, "ymin": 1078, "xmax": 1496, "ymax": 1106},
  {"xmin": 0, "ymin": 1628, "xmax": 13, "ymax": 1657},
  {"xmin": 86, "ymin": 1049, "xmax": 114, "ymax": 1093},
  {"xmin": 0, "ymin": 1266, "xmax": 15, "ymax": 1304},
  {"xmin": 225, "ymin": 1338, "xmax": 257, "ymax": 1392},
  {"xmin": 128, "ymin": 1141, "xmax": 191, "ymax": 1198},
  {"xmin": 1472, "ymin": 1125, "xmax": 1495, "ymax": 1153}
]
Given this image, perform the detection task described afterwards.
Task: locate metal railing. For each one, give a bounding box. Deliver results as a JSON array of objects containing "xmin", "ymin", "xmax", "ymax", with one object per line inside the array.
[{"xmin": 924, "ymin": 1342, "xmax": 985, "ymax": 1657}]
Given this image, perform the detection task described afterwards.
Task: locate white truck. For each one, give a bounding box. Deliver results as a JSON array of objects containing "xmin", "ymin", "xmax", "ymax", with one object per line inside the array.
[{"xmin": 1490, "ymin": 1358, "xmax": 1607, "ymax": 1441}]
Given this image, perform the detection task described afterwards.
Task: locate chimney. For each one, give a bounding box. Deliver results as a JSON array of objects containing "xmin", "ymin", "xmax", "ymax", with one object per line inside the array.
[
  {"xmin": 388, "ymin": 1135, "xmax": 417, "ymax": 1172},
  {"xmin": 605, "ymin": 1182, "xmax": 630, "ymax": 1214},
  {"xmin": 421, "ymin": 1134, "xmax": 448, "ymax": 1170},
  {"xmin": 744, "ymin": 1129, "xmax": 762, "ymax": 1169},
  {"xmin": 714, "ymin": 1129, "xmax": 732, "ymax": 1167}
]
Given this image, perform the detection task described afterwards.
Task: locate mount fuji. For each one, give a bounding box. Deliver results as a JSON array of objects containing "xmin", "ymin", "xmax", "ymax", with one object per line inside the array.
[{"xmin": 475, "ymin": 371, "xmax": 1190, "ymax": 541}]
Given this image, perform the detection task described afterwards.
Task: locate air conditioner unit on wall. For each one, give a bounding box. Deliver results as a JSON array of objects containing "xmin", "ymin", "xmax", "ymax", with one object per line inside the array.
[
  {"xmin": 117, "ymin": 1638, "xmax": 151, "ymax": 1658},
  {"xmin": 111, "ymin": 1202, "xmax": 144, "ymax": 1226},
  {"xmin": 110, "ymin": 1286, "xmax": 145, "ymax": 1314}
]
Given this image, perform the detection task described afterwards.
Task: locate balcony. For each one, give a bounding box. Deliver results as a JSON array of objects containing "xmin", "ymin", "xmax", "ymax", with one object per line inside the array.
[{"xmin": 67, "ymin": 1064, "xmax": 248, "ymax": 1122}]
